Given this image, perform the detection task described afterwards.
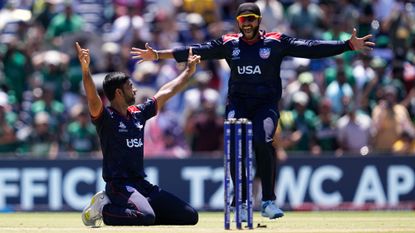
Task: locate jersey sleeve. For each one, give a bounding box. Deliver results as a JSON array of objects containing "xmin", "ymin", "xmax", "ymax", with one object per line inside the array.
[
  {"xmin": 91, "ymin": 107, "xmax": 110, "ymax": 134},
  {"xmin": 136, "ymin": 97, "xmax": 157, "ymax": 121},
  {"xmin": 280, "ymin": 34, "xmax": 353, "ymax": 59},
  {"xmin": 172, "ymin": 38, "xmax": 227, "ymax": 62}
]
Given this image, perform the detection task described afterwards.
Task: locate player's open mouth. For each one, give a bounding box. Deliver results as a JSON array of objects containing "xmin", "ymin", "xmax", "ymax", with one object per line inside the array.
[{"xmin": 242, "ymin": 27, "xmax": 253, "ymax": 34}]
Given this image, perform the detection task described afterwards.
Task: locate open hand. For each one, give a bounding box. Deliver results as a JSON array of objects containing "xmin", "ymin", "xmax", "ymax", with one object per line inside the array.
[
  {"xmin": 131, "ymin": 43, "xmax": 158, "ymax": 63},
  {"xmin": 349, "ymin": 28, "xmax": 376, "ymax": 54},
  {"xmin": 187, "ymin": 47, "xmax": 201, "ymax": 75},
  {"xmin": 75, "ymin": 42, "xmax": 90, "ymax": 70}
]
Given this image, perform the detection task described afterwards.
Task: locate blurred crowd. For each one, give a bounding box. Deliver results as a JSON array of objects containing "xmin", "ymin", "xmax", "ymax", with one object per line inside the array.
[{"xmin": 0, "ymin": 0, "xmax": 415, "ymax": 159}]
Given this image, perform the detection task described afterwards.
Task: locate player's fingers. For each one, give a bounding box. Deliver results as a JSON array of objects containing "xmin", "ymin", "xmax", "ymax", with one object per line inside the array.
[
  {"xmin": 130, "ymin": 47, "xmax": 140, "ymax": 54},
  {"xmin": 75, "ymin": 42, "xmax": 82, "ymax": 53},
  {"xmin": 365, "ymin": 41, "xmax": 375, "ymax": 47},
  {"xmin": 189, "ymin": 47, "xmax": 193, "ymax": 56},
  {"xmin": 361, "ymin": 34, "xmax": 372, "ymax": 41},
  {"xmin": 130, "ymin": 50, "xmax": 142, "ymax": 55},
  {"xmin": 366, "ymin": 45, "xmax": 374, "ymax": 50},
  {"xmin": 145, "ymin": 42, "xmax": 153, "ymax": 51},
  {"xmin": 352, "ymin": 28, "xmax": 357, "ymax": 38}
]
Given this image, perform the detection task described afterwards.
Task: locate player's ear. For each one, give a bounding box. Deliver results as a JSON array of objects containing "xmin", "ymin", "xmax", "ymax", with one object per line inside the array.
[{"xmin": 115, "ymin": 88, "xmax": 123, "ymax": 97}]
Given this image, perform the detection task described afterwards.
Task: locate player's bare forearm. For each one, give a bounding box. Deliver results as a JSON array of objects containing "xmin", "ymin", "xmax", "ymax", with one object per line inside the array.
[
  {"xmin": 76, "ymin": 42, "xmax": 103, "ymax": 117},
  {"xmin": 82, "ymin": 68, "xmax": 103, "ymax": 117},
  {"xmin": 154, "ymin": 48, "xmax": 200, "ymax": 111},
  {"xmin": 154, "ymin": 69, "xmax": 193, "ymax": 111}
]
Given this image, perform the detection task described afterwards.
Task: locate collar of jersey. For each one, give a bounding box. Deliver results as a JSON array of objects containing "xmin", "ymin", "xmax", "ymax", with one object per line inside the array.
[
  {"xmin": 108, "ymin": 106, "xmax": 132, "ymax": 120},
  {"xmin": 240, "ymin": 30, "xmax": 265, "ymax": 45}
]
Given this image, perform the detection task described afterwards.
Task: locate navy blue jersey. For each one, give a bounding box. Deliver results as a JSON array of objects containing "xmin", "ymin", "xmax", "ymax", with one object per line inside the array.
[
  {"xmin": 92, "ymin": 98, "xmax": 157, "ymax": 181},
  {"xmin": 173, "ymin": 31, "xmax": 352, "ymax": 104}
]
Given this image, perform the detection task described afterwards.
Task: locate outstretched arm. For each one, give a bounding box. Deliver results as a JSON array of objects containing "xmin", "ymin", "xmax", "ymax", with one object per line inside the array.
[
  {"xmin": 75, "ymin": 42, "xmax": 103, "ymax": 118},
  {"xmin": 154, "ymin": 48, "xmax": 201, "ymax": 112},
  {"xmin": 130, "ymin": 43, "xmax": 175, "ymax": 63},
  {"xmin": 283, "ymin": 28, "xmax": 375, "ymax": 58}
]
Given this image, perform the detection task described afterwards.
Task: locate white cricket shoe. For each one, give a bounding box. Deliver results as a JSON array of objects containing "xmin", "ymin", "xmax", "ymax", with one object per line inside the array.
[
  {"xmin": 261, "ymin": 200, "xmax": 284, "ymax": 219},
  {"xmin": 82, "ymin": 191, "xmax": 110, "ymax": 227},
  {"xmin": 240, "ymin": 203, "xmax": 248, "ymax": 222},
  {"xmin": 233, "ymin": 203, "xmax": 248, "ymax": 222}
]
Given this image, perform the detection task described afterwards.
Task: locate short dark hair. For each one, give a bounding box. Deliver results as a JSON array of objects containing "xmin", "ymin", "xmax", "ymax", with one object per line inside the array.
[{"xmin": 102, "ymin": 72, "xmax": 130, "ymax": 101}]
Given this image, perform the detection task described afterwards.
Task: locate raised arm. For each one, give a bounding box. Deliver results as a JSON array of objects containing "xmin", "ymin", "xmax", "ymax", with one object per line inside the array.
[
  {"xmin": 75, "ymin": 42, "xmax": 103, "ymax": 118},
  {"xmin": 154, "ymin": 48, "xmax": 201, "ymax": 112},
  {"xmin": 130, "ymin": 43, "xmax": 175, "ymax": 63}
]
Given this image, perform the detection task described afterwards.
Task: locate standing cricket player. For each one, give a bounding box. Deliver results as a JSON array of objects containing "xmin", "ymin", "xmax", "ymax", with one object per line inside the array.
[{"xmin": 131, "ymin": 2, "xmax": 374, "ymax": 220}]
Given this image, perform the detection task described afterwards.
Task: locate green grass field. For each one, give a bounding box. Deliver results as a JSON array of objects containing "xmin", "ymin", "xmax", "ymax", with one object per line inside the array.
[{"xmin": 0, "ymin": 211, "xmax": 414, "ymax": 233}]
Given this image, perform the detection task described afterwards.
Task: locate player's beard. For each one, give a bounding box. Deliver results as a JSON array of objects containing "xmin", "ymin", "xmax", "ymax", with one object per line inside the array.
[
  {"xmin": 125, "ymin": 95, "xmax": 135, "ymax": 106},
  {"xmin": 240, "ymin": 25, "xmax": 260, "ymax": 41},
  {"xmin": 121, "ymin": 90, "xmax": 136, "ymax": 106}
]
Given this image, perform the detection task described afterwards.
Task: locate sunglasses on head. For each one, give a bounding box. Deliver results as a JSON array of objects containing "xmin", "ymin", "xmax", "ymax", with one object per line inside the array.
[{"xmin": 236, "ymin": 14, "xmax": 260, "ymax": 23}]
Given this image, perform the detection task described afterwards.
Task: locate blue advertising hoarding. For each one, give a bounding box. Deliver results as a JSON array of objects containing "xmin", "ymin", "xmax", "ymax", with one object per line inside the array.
[{"xmin": 0, "ymin": 156, "xmax": 414, "ymax": 211}]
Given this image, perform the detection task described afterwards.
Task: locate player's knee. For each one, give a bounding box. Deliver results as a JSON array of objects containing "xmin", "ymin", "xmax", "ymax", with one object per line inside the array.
[
  {"xmin": 140, "ymin": 212, "xmax": 156, "ymax": 225},
  {"xmin": 184, "ymin": 208, "xmax": 199, "ymax": 225}
]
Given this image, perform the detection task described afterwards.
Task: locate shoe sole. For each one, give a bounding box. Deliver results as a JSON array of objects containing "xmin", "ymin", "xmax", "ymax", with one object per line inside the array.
[
  {"xmin": 82, "ymin": 192, "xmax": 103, "ymax": 226},
  {"xmin": 261, "ymin": 212, "xmax": 284, "ymax": 219}
]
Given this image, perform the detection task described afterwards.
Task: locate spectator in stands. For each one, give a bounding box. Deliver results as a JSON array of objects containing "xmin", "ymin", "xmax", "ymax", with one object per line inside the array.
[
  {"xmin": 286, "ymin": 0, "xmax": 325, "ymax": 39},
  {"xmin": 312, "ymin": 99, "xmax": 339, "ymax": 155},
  {"xmin": 356, "ymin": 0, "xmax": 374, "ymax": 37},
  {"xmin": 255, "ymin": 0, "xmax": 285, "ymax": 32},
  {"xmin": 360, "ymin": 56, "xmax": 388, "ymax": 112},
  {"xmin": 284, "ymin": 71, "xmax": 321, "ymax": 113},
  {"xmin": 45, "ymin": 3, "xmax": 84, "ymax": 46},
  {"xmin": 336, "ymin": 99, "xmax": 372, "ymax": 156},
  {"xmin": 184, "ymin": 101, "xmax": 223, "ymax": 154},
  {"xmin": 180, "ymin": 0, "xmax": 219, "ymax": 25},
  {"xmin": 2, "ymin": 37, "xmax": 31, "ymax": 104},
  {"xmin": 392, "ymin": 131, "xmax": 415, "ymax": 155},
  {"xmin": 371, "ymin": 86, "xmax": 415, "ymax": 153},
  {"xmin": 334, "ymin": 0, "xmax": 359, "ymax": 32},
  {"xmin": 0, "ymin": 91, "xmax": 18, "ymax": 155},
  {"xmin": 105, "ymin": 6, "xmax": 146, "ymax": 45},
  {"xmin": 145, "ymin": 105, "xmax": 190, "ymax": 158},
  {"xmin": 382, "ymin": 0, "xmax": 414, "ymax": 59},
  {"xmin": 325, "ymin": 69, "xmax": 354, "ymax": 115},
  {"xmin": 32, "ymin": 50, "xmax": 70, "ymax": 100},
  {"xmin": 279, "ymin": 91, "xmax": 317, "ymax": 152},
  {"xmin": 182, "ymin": 71, "xmax": 220, "ymax": 123},
  {"xmin": 352, "ymin": 54, "xmax": 376, "ymax": 108},
  {"xmin": 65, "ymin": 104, "xmax": 99, "ymax": 158},
  {"xmin": 30, "ymin": 85, "xmax": 66, "ymax": 136},
  {"xmin": 33, "ymin": 1, "xmax": 57, "ymax": 31},
  {"xmin": 25, "ymin": 111, "xmax": 59, "ymax": 159}
]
